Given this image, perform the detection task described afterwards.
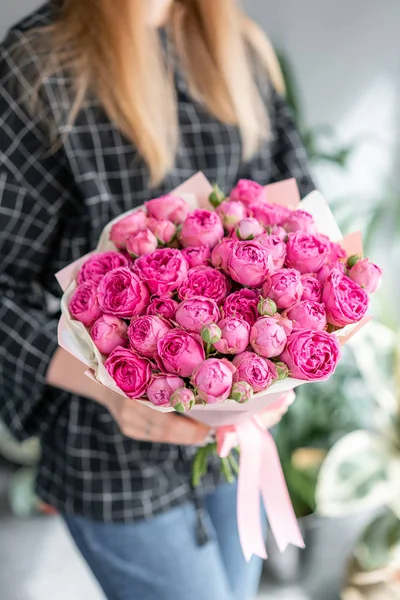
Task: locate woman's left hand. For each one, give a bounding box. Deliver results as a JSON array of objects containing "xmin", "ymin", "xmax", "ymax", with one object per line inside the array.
[{"xmin": 259, "ymin": 391, "xmax": 295, "ymax": 429}]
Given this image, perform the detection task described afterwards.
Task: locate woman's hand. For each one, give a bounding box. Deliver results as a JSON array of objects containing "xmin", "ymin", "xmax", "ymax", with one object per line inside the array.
[
  {"xmin": 259, "ymin": 391, "xmax": 295, "ymax": 429},
  {"xmin": 100, "ymin": 390, "xmax": 211, "ymax": 446}
]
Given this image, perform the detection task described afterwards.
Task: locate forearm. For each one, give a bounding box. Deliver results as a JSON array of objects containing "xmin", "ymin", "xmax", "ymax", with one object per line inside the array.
[{"xmin": 46, "ymin": 347, "xmax": 107, "ymax": 405}]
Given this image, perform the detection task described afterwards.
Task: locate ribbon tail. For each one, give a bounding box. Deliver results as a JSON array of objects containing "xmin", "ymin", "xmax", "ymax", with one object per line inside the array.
[
  {"xmin": 237, "ymin": 422, "xmax": 268, "ymax": 562},
  {"xmin": 259, "ymin": 429, "xmax": 305, "ymax": 553}
]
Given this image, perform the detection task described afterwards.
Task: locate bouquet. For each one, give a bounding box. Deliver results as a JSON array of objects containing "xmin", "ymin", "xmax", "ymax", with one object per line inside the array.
[{"xmin": 56, "ymin": 173, "xmax": 382, "ymax": 560}]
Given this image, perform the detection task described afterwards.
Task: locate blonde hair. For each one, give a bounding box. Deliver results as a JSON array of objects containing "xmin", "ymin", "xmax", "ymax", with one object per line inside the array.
[{"xmin": 40, "ymin": 0, "xmax": 285, "ymax": 185}]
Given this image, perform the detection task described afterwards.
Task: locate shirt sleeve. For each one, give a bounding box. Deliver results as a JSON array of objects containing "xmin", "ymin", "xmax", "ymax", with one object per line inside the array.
[
  {"xmin": 270, "ymin": 88, "xmax": 316, "ymax": 199},
  {"xmin": 0, "ymin": 40, "xmax": 68, "ymax": 440}
]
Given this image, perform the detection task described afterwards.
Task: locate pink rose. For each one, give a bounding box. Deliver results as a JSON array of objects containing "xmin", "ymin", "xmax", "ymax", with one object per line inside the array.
[
  {"xmin": 181, "ymin": 209, "xmax": 224, "ymax": 249},
  {"xmin": 348, "ymin": 258, "xmax": 382, "ymax": 294},
  {"xmin": 157, "ymin": 330, "xmax": 205, "ymax": 377},
  {"xmin": 175, "ymin": 297, "xmax": 220, "ymax": 334},
  {"xmin": 286, "ymin": 231, "xmax": 330, "ymax": 274},
  {"xmin": 228, "ymin": 241, "xmax": 273, "ymax": 287},
  {"xmin": 128, "ymin": 315, "xmax": 171, "ymax": 358},
  {"xmin": 170, "ymin": 388, "xmax": 196, "ymax": 413},
  {"xmin": 78, "ymin": 252, "xmax": 129, "ymax": 285},
  {"xmin": 249, "ymin": 202, "xmax": 292, "ymax": 227},
  {"xmin": 233, "ymin": 218, "xmax": 264, "ymax": 241},
  {"xmin": 147, "ymin": 218, "xmax": 176, "ymax": 244},
  {"xmin": 211, "ymin": 237, "xmax": 236, "ymax": 271},
  {"xmin": 135, "ymin": 248, "xmax": 189, "ymax": 296},
  {"xmin": 145, "ymin": 194, "xmax": 190, "ymax": 225},
  {"xmin": 232, "ymin": 352, "xmax": 277, "ymax": 393},
  {"xmin": 262, "ymin": 269, "xmax": 303, "ymax": 309},
  {"xmin": 300, "ymin": 274, "xmax": 323, "ymax": 302},
  {"xmin": 250, "ymin": 317, "xmax": 287, "ymax": 358},
  {"xmin": 216, "ymin": 200, "xmax": 247, "ymax": 231},
  {"xmin": 90, "ymin": 315, "xmax": 128, "ymax": 355},
  {"xmin": 192, "ymin": 358, "xmax": 236, "ymax": 404},
  {"xmin": 269, "ymin": 225, "xmax": 288, "ymax": 241},
  {"xmin": 229, "ymin": 179, "xmax": 264, "ymax": 206},
  {"xmin": 285, "ymin": 301, "xmax": 327, "ymax": 331},
  {"xmin": 231, "ymin": 381, "xmax": 253, "ymax": 403},
  {"xmin": 213, "ymin": 317, "xmax": 250, "ymax": 354},
  {"xmin": 97, "ymin": 267, "xmax": 149, "ymax": 318},
  {"xmin": 181, "ymin": 245, "xmax": 211, "ymax": 269},
  {"xmin": 126, "ymin": 229, "xmax": 158, "ymax": 257},
  {"xmin": 256, "ymin": 234, "xmax": 287, "ymax": 270},
  {"xmin": 280, "ymin": 329, "xmax": 341, "ymax": 381},
  {"xmin": 110, "ymin": 210, "xmax": 148, "ymax": 249},
  {"xmin": 69, "ymin": 281, "xmax": 102, "ymax": 327},
  {"xmin": 178, "ymin": 266, "xmax": 230, "ymax": 304},
  {"xmin": 223, "ymin": 289, "xmax": 260, "ymax": 326},
  {"xmin": 146, "ymin": 296, "xmax": 179, "ymax": 320},
  {"xmin": 283, "ymin": 210, "xmax": 316, "ymax": 234},
  {"xmin": 105, "ymin": 347, "xmax": 151, "ymax": 398},
  {"xmin": 316, "ymin": 261, "xmax": 346, "ymax": 286},
  {"xmin": 147, "ymin": 374, "xmax": 184, "ymax": 407},
  {"xmin": 322, "ymin": 269, "xmax": 369, "ymax": 327},
  {"xmin": 326, "ymin": 239, "xmax": 347, "ymax": 267}
]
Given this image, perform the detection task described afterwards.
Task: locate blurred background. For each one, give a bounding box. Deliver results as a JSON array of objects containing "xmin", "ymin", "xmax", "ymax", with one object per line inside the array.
[{"xmin": 0, "ymin": 1, "xmax": 399, "ymax": 599}]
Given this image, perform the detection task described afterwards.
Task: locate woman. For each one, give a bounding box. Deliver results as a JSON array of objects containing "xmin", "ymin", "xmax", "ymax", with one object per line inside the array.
[{"xmin": 0, "ymin": 1, "xmax": 314, "ymax": 599}]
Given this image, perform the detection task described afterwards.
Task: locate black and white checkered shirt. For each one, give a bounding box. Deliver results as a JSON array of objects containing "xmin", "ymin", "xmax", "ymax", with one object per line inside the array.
[{"xmin": 0, "ymin": 3, "xmax": 314, "ymax": 522}]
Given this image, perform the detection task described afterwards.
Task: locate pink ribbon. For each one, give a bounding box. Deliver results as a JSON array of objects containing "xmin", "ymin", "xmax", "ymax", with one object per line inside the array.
[{"xmin": 217, "ymin": 417, "xmax": 305, "ymax": 562}]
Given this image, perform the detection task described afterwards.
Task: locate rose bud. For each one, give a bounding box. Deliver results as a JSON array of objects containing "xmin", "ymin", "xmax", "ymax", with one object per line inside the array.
[
  {"xmin": 181, "ymin": 245, "xmax": 211, "ymax": 269},
  {"xmin": 181, "ymin": 209, "xmax": 224, "ymax": 249},
  {"xmin": 283, "ymin": 209, "xmax": 316, "ymax": 234},
  {"xmin": 286, "ymin": 231, "xmax": 330, "ymax": 274},
  {"xmin": 348, "ymin": 258, "xmax": 382, "ymax": 294},
  {"xmin": 110, "ymin": 210, "xmax": 148, "ymax": 249},
  {"xmin": 231, "ymin": 381, "xmax": 253, "ymax": 404},
  {"xmin": 209, "ymin": 183, "xmax": 226, "ymax": 208},
  {"xmin": 128, "ymin": 315, "xmax": 171, "ymax": 358},
  {"xmin": 228, "ymin": 241, "xmax": 273, "ymax": 288},
  {"xmin": 69, "ymin": 281, "xmax": 102, "ymax": 327},
  {"xmin": 146, "ymin": 296, "xmax": 179, "ymax": 320},
  {"xmin": 78, "ymin": 252, "xmax": 129, "ymax": 285},
  {"xmin": 147, "ymin": 218, "xmax": 176, "ymax": 244},
  {"xmin": 105, "ymin": 347, "xmax": 151, "ymax": 398},
  {"xmin": 280, "ymin": 329, "xmax": 341, "ymax": 381},
  {"xmin": 269, "ymin": 225, "xmax": 288, "ymax": 241},
  {"xmin": 97, "ymin": 267, "xmax": 150, "ymax": 318},
  {"xmin": 216, "ymin": 200, "xmax": 247, "ymax": 231},
  {"xmin": 135, "ymin": 248, "xmax": 189, "ymax": 296},
  {"xmin": 249, "ymin": 202, "xmax": 291, "ymax": 227},
  {"xmin": 322, "ymin": 269, "xmax": 369, "ymax": 327},
  {"xmin": 192, "ymin": 358, "xmax": 236, "ymax": 404},
  {"xmin": 255, "ymin": 234, "xmax": 287, "ymax": 270},
  {"xmin": 258, "ymin": 297, "xmax": 278, "ymax": 317},
  {"xmin": 175, "ymin": 297, "xmax": 220, "ymax": 334},
  {"xmin": 285, "ymin": 301, "xmax": 327, "ymax": 331},
  {"xmin": 145, "ymin": 194, "xmax": 190, "ymax": 225},
  {"xmin": 157, "ymin": 330, "xmax": 205, "ymax": 377},
  {"xmin": 250, "ymin": 317, "xmax": 287, "ymax": 358},
  {"xmin": 147, "ymin": 374, "xmax": 184, "ymax": 407},
  {"xmin": 229, "ymin": 179, "xmax": 265, "ymax": 206},
  {"xmin": 232, "ymin": 352, "xmax": 277, "ymax": 392},
  {"xmin": 234, "ymin": 218, "xmax": 264, "ymax": 240},
  {"xmin": 178, "ymin": 266, "xmax": 230, "ymax": 304},
  {"xmin": 213, "ymin": 317, "xmax": 250, "ymax": 354},
  {"xmin": 300, "ymin": 274, "xmax": 323, "ymax": 302},
  {"xmin": 126, "ymin": 228, "xmax": 158, "ymax": 257},
  {"xmin": 170, "ymin": 388, "xmax": 196, "ymax": 413},
  {"xmin": 223, "ymin": 289, "xmax": 260, "ymax": 326},
  {"xmin": 262, "ymin": 269, "xmax": 303, "ymax": 310},
  {"xmin": 90, "ymin": 315, "xmax": 128, "ymax": 355},
  {"xmin": 274, "ymin": 361, "xmax": 290, "ymax": 381},
  {"xmin": 201, "ymin": 323, "xmax": 222, "ymax": 345},
  {"xmin": 211, "ymin": 237, "xmax": 236, "ymax": 271}
]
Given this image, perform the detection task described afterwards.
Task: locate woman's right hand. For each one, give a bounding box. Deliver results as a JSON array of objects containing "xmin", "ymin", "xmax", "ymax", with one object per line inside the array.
[{"xmin": 99, "ymin": 389, "xmax": 211, "ymax": 447}]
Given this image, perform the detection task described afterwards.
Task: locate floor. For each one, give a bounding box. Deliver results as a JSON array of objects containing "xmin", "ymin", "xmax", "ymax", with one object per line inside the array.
[{"xmin": 0, "ymin": 460, "xmax": 305, "ymax": 600}]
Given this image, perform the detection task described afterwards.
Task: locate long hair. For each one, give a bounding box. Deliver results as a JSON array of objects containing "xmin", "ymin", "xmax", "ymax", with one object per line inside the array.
[{"xmin": 37, "ymin": 0, "xmax": 285, "ymax": 185}]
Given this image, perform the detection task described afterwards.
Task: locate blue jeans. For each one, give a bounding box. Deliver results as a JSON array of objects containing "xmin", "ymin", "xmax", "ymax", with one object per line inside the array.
[{"xmin": 63, "ymin": 482, "xmax": 263, "ymax": 600}]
